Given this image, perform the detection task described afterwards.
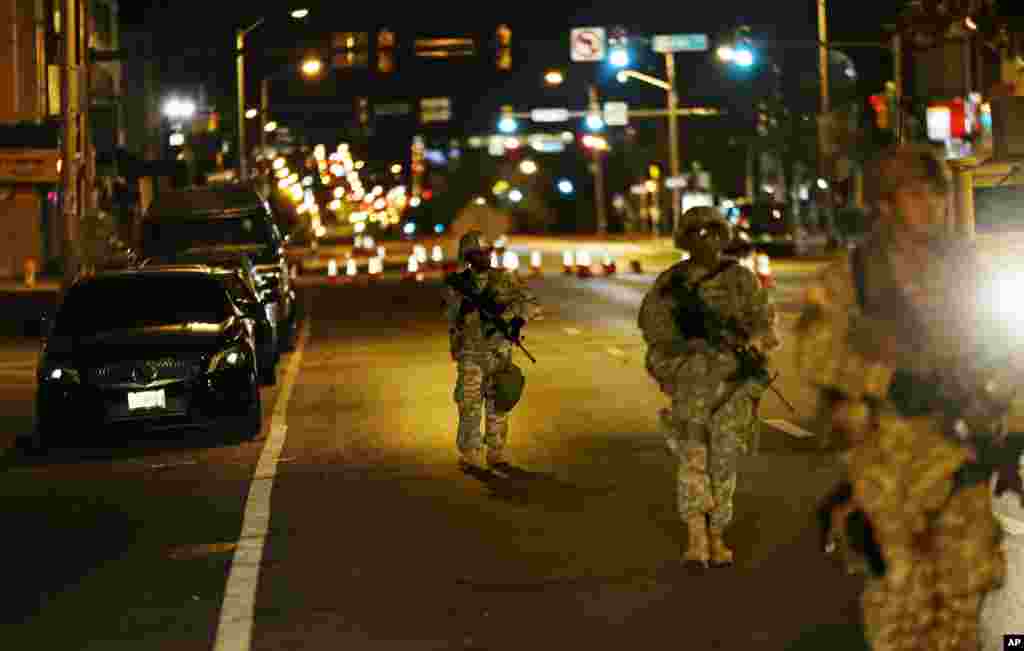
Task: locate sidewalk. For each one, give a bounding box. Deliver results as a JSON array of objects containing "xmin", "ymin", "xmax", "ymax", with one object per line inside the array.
[{"xmin": 0, "ymin": 277, "xmax": 61, "ymax": 337}]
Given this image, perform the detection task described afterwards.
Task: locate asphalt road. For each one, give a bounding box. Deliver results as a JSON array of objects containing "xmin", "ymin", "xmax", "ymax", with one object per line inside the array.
[{"xmin": 0, "ymin": 267, "xmax": 872, "ymax": 650}]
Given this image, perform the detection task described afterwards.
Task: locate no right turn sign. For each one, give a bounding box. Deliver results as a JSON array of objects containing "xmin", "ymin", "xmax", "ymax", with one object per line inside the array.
[{"xmin": 570, "ymin": 27, "xmax": 606, "ymax": 62}]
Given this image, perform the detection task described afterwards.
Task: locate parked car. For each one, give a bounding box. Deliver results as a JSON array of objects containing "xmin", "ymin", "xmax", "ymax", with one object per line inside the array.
[
  {"xmin": 137, "ymin": 260, "xmax": 279, "ymax": 385},
  {"xmin": 138, "ymin": 185, "xmax": 298, "ymax": 351},
  {"xmin": 22, "ymin": 267, "xmax": 263, "ymax": 452}
]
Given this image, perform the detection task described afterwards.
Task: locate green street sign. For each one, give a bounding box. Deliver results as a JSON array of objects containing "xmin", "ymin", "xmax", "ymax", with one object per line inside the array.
[{"xmin": 652, "ymin": 34, "xmax": 708, "ymax": 53}]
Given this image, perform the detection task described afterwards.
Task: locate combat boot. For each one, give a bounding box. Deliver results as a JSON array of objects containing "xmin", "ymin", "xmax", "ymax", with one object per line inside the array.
[
  {"xmin": 486, "ymin": 448, "xmax": 506, "ymax": 468},
  {"xmin": 459, "ymin": 448, "xmax": 486, "ymax": 470},
  {"xmin": 685, "ymin": 514, "xmax": 710, "ymax": 567},
  {"xmin": 708, "ymin": 526, "xmax": 734, "ymax": 567}
]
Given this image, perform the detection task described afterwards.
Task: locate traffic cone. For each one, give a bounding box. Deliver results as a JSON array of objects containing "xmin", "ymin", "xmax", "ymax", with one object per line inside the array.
[
  {"xmin": 602, "ymin": 252, "xmax": 616, "ymax": 276},
  {"xmin": 341, "ymin": 257, "xmax": 358, "ymax": 284},
  {"xmin": 490, "ymin": 250, "xmax": 500, "ymax": 269},
  {"xmin": 327, "ymin": 258, "xmax": 339, "ymax": 283},
  {"xmin": 430, "ymin": 245, "xmax": 444, "ymax": 270},
  {"xmin": 402, "ymin": 254, "xmax": 419, "ymax": 282},
  {"xmin": 562, "ymin": 250, "xmax": 574, "ymax": 275},
  {"xmin": 367, "ymin": 256, "xmax": 383, "ymax": 281},
  {"xmin": 530, "ymin": 250, "xmax": 543, "ymax": 277},
  {"xmin": 576, "ymin": 250, "xmax": 593, "ymax": 278}
]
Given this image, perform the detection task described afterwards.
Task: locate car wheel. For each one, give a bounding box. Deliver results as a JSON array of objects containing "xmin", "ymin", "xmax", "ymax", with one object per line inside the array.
[
  {"xmin": 239, "ymin": 383, "xmax": 263, "ymax": 440},
  {"xmin": 280, "ymin": 315, "xmax": 298, "ymax": 352},
  {"xmin": 18, "ymin": 414, "xmax": 55, "ymax": 455},
  {"xmin": 259, "ymin": 359, "xmax": 278, "ymax": 386}
]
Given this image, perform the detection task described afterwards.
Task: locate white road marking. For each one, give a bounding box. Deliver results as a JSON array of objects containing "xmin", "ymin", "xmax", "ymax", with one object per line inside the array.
[
  {"xmin": 763, "ymin": 419, "xmax": 817, "ymax": 439},
  {"xmin": 606, "ymin": 346, "xmax": 626, "ymax": 357},
  {"xmin": 213, "ymin": 316, "xmax": 311, "ymax": 651},
  {"xmin": 564, "ymin": 327, "xmax": 581, "ymax": 336}
]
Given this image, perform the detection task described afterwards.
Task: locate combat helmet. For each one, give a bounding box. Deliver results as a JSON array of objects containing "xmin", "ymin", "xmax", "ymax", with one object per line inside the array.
[
  {"xmin": 673, "ymin": 206, "xmax": 733, "ymax": 250},
  {"xmin": 458, "ymin": 230, "xmax": 490, "ymax": 264}
]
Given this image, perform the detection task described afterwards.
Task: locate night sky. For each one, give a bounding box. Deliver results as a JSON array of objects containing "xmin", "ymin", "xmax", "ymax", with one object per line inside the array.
[{"xmin": 119, "ymin": 1, "xmax": 902, "ymax": 167}]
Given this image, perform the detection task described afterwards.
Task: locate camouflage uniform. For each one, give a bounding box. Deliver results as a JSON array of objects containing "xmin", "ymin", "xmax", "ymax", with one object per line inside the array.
[
  {"xmin": 639, "ymin": 207, "xmax": 779, "ymax": 566},
  {"xmin": 443, "ymin": 231, "xmax": 541, "ymax": 467},
  {"xmin": 797, "ymin": 145, "xmax": 1019, "ymax": 651}
]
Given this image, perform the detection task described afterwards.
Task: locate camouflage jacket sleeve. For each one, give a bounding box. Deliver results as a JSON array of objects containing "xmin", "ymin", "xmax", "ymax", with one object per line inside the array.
[
  {"xmin": 441, "ymin": 283, "xmax": 463, "ymax": 326},
  {"xmin": 729, "ymin": 264, "xmax": 780, "ymax": 351},
  {"xmin": 793, "ymin": 252, "xmax": 895, "ymax": 402},
  {"xmin": 486, "ymin": 270, "xmax": 542, "ymax": 322}
]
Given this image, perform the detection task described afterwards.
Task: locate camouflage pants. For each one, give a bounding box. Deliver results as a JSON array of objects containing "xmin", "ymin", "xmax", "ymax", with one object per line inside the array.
[
  {"xmin": 453, "ymin": 348, "xmax": 512, "ymax": 455},
  {"xmin": 858, "ymin": 483, "xmax": 1003, "ymax": 651},
  {"xmin": 653, "ymin": 349, "xmax": 759, "ymax": 531}
]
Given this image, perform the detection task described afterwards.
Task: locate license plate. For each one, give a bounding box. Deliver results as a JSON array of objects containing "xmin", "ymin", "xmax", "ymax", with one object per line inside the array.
[{"xmin": 128, "ymin": 389, "xmax": 166, "ymax": 411}]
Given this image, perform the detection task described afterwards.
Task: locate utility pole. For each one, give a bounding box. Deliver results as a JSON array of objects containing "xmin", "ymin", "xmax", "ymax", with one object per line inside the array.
[
  {"xmin": 817, "ymin": 0, "xmax": 835, "ymax": 233},
  {"xmin": 260, "ymin": 77, "xmax": 269, "ymax": 162},
  {"xmin": 892, "ymin": 31, "xmax": 904, "ymax": 144},
  {"xmin": 60, "ymin": 0, "xmax": 85, "ymax": 292},
  {"xmin": 588, "ymin": 84, "xmax": 608, "ymax": 235},
  {"xmin": 236, "ymin": 19, "xmax": 264, "ymax": 183},
  {"xmin": 665, "ymin": 51, "xmax": 682, "ymax": 234}
]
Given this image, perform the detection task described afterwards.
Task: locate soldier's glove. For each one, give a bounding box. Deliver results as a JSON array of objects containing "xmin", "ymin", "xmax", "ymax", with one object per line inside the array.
[{"xmin": 508, "ymin": 316, "xmax": 525, "ymax": 340}]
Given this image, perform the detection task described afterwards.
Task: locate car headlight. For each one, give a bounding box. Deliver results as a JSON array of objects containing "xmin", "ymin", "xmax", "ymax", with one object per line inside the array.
[
  {"xmin": 208, "ymin": 345, "xmax": 249, "ymax": 373},
  {"xmin": 40, "ymin": 363, "xmax": 80, "ymax": 384}
]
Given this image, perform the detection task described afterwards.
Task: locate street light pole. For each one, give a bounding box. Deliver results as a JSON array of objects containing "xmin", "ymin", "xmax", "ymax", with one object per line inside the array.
[
  {"xmin": 236, "ymin": 18, "xmax": 264, "ymax": 183},
  {"xmin": 588, "ymin": 85, "xmax": 608, "ymax": 236},
  {"xmin": 665, "ymin": 52, "xmax": 682, "ymax": 234},
  {"xmin": 817, "ymin": 0, "xmax": 835, "ymax": 233},
  {"xmin": 260, "ymin": 77, "xmax": 269, "ymax": 162}
]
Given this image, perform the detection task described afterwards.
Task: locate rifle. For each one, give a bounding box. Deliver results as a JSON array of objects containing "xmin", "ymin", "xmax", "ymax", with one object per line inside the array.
[
  {"xmin": 445, "ymin": 269, "xmax": 537, "ymax": 364},
  {"xmin": 668, "ymin": 266, "xmax": 795, "ymax": 414}
]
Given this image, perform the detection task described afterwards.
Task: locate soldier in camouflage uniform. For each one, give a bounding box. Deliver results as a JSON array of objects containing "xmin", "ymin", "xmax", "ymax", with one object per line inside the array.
[
  {"xmin": 639, "ymin": 206, "xmax": 779, "ymax": 567},
  {"xmin": 797, "ymin": 144, "xmax": 1024, "ymax": 651},
  {"xmin": 443, "ymin": 231, "xmax": 541, "ymax": 470}
]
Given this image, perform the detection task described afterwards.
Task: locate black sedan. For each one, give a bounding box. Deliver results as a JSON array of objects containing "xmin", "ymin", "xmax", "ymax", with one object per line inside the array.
[
  {"xmin": 22, "ymin": 268, "xmax": 264, "ymax": 452},
  {"xmin": 139, "ymin": 258, "xmax": 280, "ymax": 385}
]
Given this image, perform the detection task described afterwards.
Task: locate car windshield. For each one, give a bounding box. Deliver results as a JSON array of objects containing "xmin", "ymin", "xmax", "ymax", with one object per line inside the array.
[
  {"xmin": 53, "ymin": 275, "xmax": 232, "ymax": 336},
  {"xmin": 141, "ymin": 214, "xmax": 272, "ymax": 258}
]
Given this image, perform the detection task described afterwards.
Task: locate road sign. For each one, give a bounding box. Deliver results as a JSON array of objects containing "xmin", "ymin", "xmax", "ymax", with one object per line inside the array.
[
  {"xmin": 570, "ymin": 27, "xmax": 606, "ymax": 62},
  {"xmin": 665, "ymin": 175, "xmax": 687, "ymax": 189},
  {"xmin": 652, "ymin": 33, "xmax": 708, "ymax": 53},
  {"xmin": 531, "ymin": 108, "xmax": 570, "ymax": 123},
  {"xmin": 603, "ymin": 102, "xmax": 628, "ymax": 126}
]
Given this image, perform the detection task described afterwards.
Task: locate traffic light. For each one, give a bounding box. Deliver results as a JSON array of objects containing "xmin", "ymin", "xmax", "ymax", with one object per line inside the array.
[
  {"xmin": 609, "ymin": 26, "xmax": 629, "ymax": 67},
  {"xmin": 496, "ymin": 24, "xmax": 511, "ymax": 70},
  {"xmin": 377, "ymin": 28, "xmax": 395, "ymax": 74},
  {"xmin": 870, "ymin": 93, "xmax": 889, "ymax": 130},
  {"xmin": 648, "ymin": 164, "xmax": 660, "ymax": 180}
]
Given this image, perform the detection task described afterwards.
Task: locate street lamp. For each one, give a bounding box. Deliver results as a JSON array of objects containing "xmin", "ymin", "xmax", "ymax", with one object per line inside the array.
[
  {"xmin": 301, "ymin": 56, "xmax": 323, "ymax": 77},
  {"xmin": 245, "ymin": 108, "xmax": 259, "ymax": 119},
  {"xmin": 519, "ymin": 159, "xmax": 538, "ymax": 175},
  {"xmin": 544, "ymin": 69, "xmax": 564, "ymax": 86},
  {"xmin": 609, "ymin": 47, "xmax": 630, "ymax": 68},
  {"xmin": 237, "ymin": 9, "xmax": 310, "ymax": 181},
  {"xmin": 264, "ymin": 121, "xmax": 278, "ymax": 133},
  {"xmin": 498, "ymin": 116, "xmax": 518, "ymax": 133},
  {"xmin": 163, "ymin": 98, "xmax": 196, "ymax": 120}
]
